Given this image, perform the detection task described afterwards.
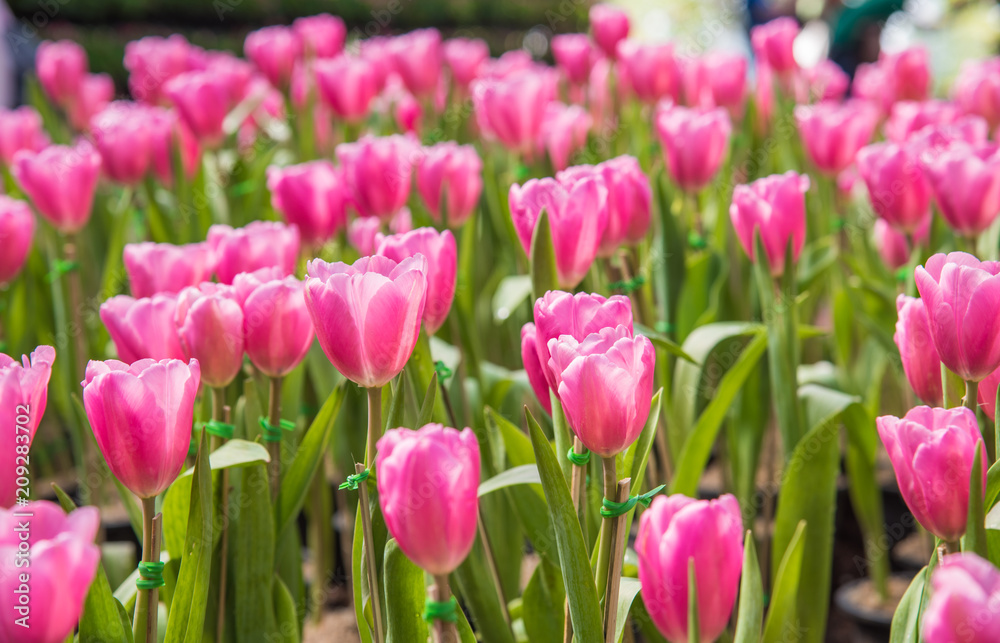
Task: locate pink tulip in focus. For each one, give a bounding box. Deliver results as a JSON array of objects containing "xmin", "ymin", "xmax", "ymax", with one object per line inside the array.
[
  {"xmin": 682, "ymin": 51, "xmax": 748, "ymax": 116},
  {"xmin": 82, "ymin": 358, "xmax": 200, "ymax": 499},
  {"xmin": 174, "ymin": 283, "xmax": 244, "ymax": 388},
  {"xmin": 12, "ymin": 140, "xmax": 101, "ymax": 234},
  {"xmin": 304, "ymin": 255, "xmax": 427, "ymax": 388},
  {"xmin": 0, "ymin": 346, "xmax": 54, "ymax": 508},
  {"xmin": 589, "ymin": 4, "xmax": 629, "ymax": 58},
  {"xmin": 552, "ymin": 34, "xmax": 595, "ymax": 86},
  {"xmin": 100, "ymin": 293, "xmax": 186, "ymax": 363},
  {"xmin": 616, "ymin": 41, "xmax": 679, "ymax": 104},
  {"xmin": 538, "ymin": 102, "xmax": 592, "ymax": 171},
  {"xmin": 730, "ymin": 171, "xmax": 810, "ymax": 276},
  {"xmin": 856, "ymin": 141, "xmax": 931, "ymax": 233},
  {"xmin": 637, "ymin": 494, "xmax": 743, "ymax": 643},
  {"xmin": 123, "ymin": 241, "xmax": 216, "ymax": 298},
  {"xmin": 751, "ymin": 17, "xmax": 799, "ymax": 75},
  {"xmin": 0, "ymin": 197, "xmax": 35, "ymax": 286},
  {"xmin": 0, "ymin": 501, "xmax": 99, "ymax": 642},
  {"xmin": 66, "ymin": 73, "xmax": 114, "ymax": 132},
  {"xmin": 915, "ymin": 252, "xmax": 1000, "ymax": 382},
  {"xmin": 163, "ymin": 70, "xmax": 233, "ymax": 147},
  {"xmin": 655, "ymin": 103, "xmax": 732, "ymax": 192},
  {"xmin": 472, "ymin": 69, "xmax": 557, "ymax": 156},
  {"xmin": 236, "ymin": 275, "xmax": 314, "ymax": 378},
  {"xmin": 875, "ymin": 217, "xmax": 929, "ymax": 271},
  {"xmin": 443, "ymin": 38, "xmax": 490, "ymax": 90},
  {"xmin": 245, "ymin": 25, "xmax": 302, "ymax": 89},
  {"xmin": 35, "ymin": 40, "xmax": 87, "ymax": 107},
  {"xmin": 894, "ymin": 294, "xmax": 944, "ymax": 406},
  {"xmin": 376, "ymin": 424, "xmax": 480, "ymax": 575},
  {"xmin": 885, "ymin": 100, "xmax": 962, "ymax": 143},
  {"xmin": 922, "ymin": 553, "xmax": 1000, "ymax": 643},
  {"xmin": 796, "ymin": 59, "xmax": 849, "ymax": 103},
  {"xmin": 416, "ymin": 142, "xmax": 482, "ymax": 227},
  {"xmin": 920, "ymin": 143, "xmax": 1000, "ymax": 238},
  {"xmin": 877, "ymin": 406, "xmax": 986, "ymax": 542},
  {"xmin": 388, "ymin": 29, "xmax": 442, "ymax": 98},
  {"xmin": 267, "ymin": 160, "xmax": 348, "ymax": 247},
  {"xmin": 509, "ymin": 175, "xmax": 609, "ymax": 289},
  {"xmin": 337, "ymin": 134, "xmax": 418, "ymax": 221},
  {"xmin": 314, "ymin": 54, "xmax": 380, "ymax": 123},
  {"xmin": 954, "ymin": 57, "xmax": 1000, "ymax": 129},
  {"xmin": 0, "ymin": 107, "xmax": 48, "ymax": 165},
  {"xmin": 377, "ymin": 228, "xmax": 456, "ymax": 335},
  {"xmin": 90, "ymin": 101, "xmax": 155, "ymax": 184},
  {"xmin": 124, "ymin": 35, "xmax": 199, "ymax": 104},
  {"xmin": 795, "ymin": 99, "xmax": 879, "ymax": 175},
  {"xmin": 521, "ymin": 323, "xmax": 553, "ymax": 414},
  {"xmin": 547, "ymin": 324, "xmax": 655, "ymax": 456},
  {"xmin": 347, "ymin": 207, "xmax": 413, "ymax": 256},
  {"xmin": 293, "ymin": 14, "xmax": 346, "ymax": 59},
  {"xmin": 148, "ymin": 107, "xmax": 201, "ymax": 186}
]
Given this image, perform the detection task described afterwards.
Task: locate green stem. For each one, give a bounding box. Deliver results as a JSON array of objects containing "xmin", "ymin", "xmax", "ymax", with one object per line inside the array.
[
  {"xmin": 367, "ymin": 386, "xmax": 383, "ymax": 469},
  {"xmin": 133, "ymin": 497, "xmax": 157, "ymax": 643},
  {"xmin": 965, "ymin": 379, "xmax": 979, "ymax": 413},
  {"xmin": 268, "ymin": 377, "xmax": 283, "ymax": 503},
  {"xmin": 944, "ymin": 539, "xmax": 961, "ymax": 555},
  {"xmin": 211, "ymin": 387, "xmax": 230, "ymax": 643},
  {"xmin": 593, "ymin": 456, "xmax": 617, "ymax": 600}
]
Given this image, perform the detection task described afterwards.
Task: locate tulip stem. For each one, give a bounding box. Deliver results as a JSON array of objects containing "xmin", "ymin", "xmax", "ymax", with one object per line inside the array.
[
  {"xmin": 431, "ymin": 575, "xmax": 459, "ymax": 643},
  {"xmin": 356, "ymin": 462, "xmax": 385, "ymax": 643},
  {"xmin": 594, "ymin": 457, "xmax": 618, "ymax": 604},
  {"xmin": 944, "ymin": 539, "xmax": 961, "ymax": 556},
  {"xmin": 565, "ymin": 438, "xmax": 589, "ymax": 643},
  {"xmin": 366, "ymin": 386, "xmax": 382, "ymax": 469},
  {"xmin": 964, "ymin": 379, "xmax": 979, "ymax": 413},
  {"xmin": 133, "ymin": 498, "xmax": 160, "ymax": 643},
  {"xmin": 267, "ymin": 376, "xmax": 283, "ymax": 503},
  {"xmin": 213, "ymin": 394, "xmax": 231, "ymax": 643}
]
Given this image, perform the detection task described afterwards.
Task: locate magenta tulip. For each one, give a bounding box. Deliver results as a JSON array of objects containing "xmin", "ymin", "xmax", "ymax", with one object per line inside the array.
[
  {"xmin": 174, "ymin": 284, "xmax": 244, "ymax": 389},
  {"xmin": 521, "ymin": 323, "xmax": 553, "ymax": 414},
  {"xmin": 552, "ymin": 34, "xmax": 595, "ymax": 86},
  {"xmin": 877, "ymin": 406, "xmax": 986, "ymax": 542},
  {"xmin": 472, "ymin": 69, "xmax": 556, "ymax": 156},
  {"xmin": 377, "ymin": 228, "xmax": 456, "ymax": 335},
  {"xmin": 637, "ymin": 494, "xmax": 743, "ymax": 643},
  {"xmin": 655, "ymin": 103, "xmax": 732, "ymax": 192},
  {"xmin": 236, "ymin": 275, "xmax": 314, "ymax": 378},
  {"xmin": 199, "ymin": 52, "xmax": 256, "ymax": 105},
  {"xmin": 124, "ymin": 35, "xmax": 199, "ymax": 104},
  {"xmin": 388, "ymin": 29, "xmax": 442, "ymax": 98},
  {"xmin": 313, "ymin": 54, "xmax": 379, "ymax": 123},
  {"xmin": 920, "ymin": 143, "xmax": 1000, "ymax": 238},
  {"xmin": 885, "ymin": 100, "xmax": 962, "ymax": 143},
  {"xmin": 82, "ymin": 358, "xmax": 200, "ymax": 498},
  {"xmin": 751, "ymin": 17, "xmax": 799, "ymax": 75},
  {"xmin": 538, "ymin": 102, "xmax": 592, "ymax": 171},
  {"xmin": 100, "ymin": 293, "xmax": 186, "ymax": 363},
  {"xmin": 480, "ymin": 50, "xmax": 536, "ymax": 80},
  {"xmin": 875, "ymin": 217, "xmax": 929, "ymax": 271},
  {"xmin": 376, "ymin": 424, "xmax": 480, "ymax": 575},
  {"xmin": 0, "ymin": 107, "xmax": 48, "ymax": 165},
  {"xmin": 304, "ymin": 255, "xmax": 427, "ymax": 388},
  {"xmin": 147, "ymin": 107, "xmax": 201, "ymax": 186},
  {"xmin": 0, "ymin": 501, "xmax": 99, "ymax": 643},
  {"xmin": 730, "ymin": 171, "xmax": 810, "ymax": 276},
  {"xmin": 90, "ymin": 101, "xmax": 155, "ymax": 184},
  {"xmin": 617, "ymin": 40, "xmax": 679, "ymax": 104},
  {"xmin": 795, "ymin": 59, "xmax": 849, "ymax": 103},
  {"xmin": 909, "ymin": 116, "xmax": 989, "ymax": 163},
  {"xmin": 66, "ymin": 74, "xmax": 114, "ymax": 132},
  {"xmin": 348, "ymin": 207, "xmax": 413, "ymax": 256},
  {"xmin": 35, "ymin": 40, "xmax": 87, "ymax": 107},
  {"xmin": 443, "ymin": 38, "xmax": 490, "ymax": 90},
  {"xmin": 547, "ymin": 324, "xmax": 655, "ymax": 456},
  {"xmin": 0, "ymin": 346, "xmax": 54, "ymax": 508},
  {"xmin": 337, "ymin": 135, "xmax": 419, "ymax": 221},
  {"xmin": 589, "ymin": 4, "xmax": 629, "ymax": 58},
  {"xmin": 245, "ymin": 25, "xmax": 302, "ymax": 89},
  {"xmin": 895, "ymin": 294, "xmax": 944, "ymax": 406},
  {"xmin": 682, "ymin": 52, "xmax": 748, "ymax": 116},
  {"xmin": 923, "ymin": 553, "xmax": 1000, "ymax": 643},
  {"xmin": 163, "ymin": 70, "xmax": 232, "ymax": 147},
  {"xmin": 852, "ymin": 61, "xmax": 892, "ymax": 114},
  {"xmin": 856, "ymin": 141, "xmax": 931, "ymax": 233},
  {"xmin": 795, "ymin": 99, "xmax": 880, "ymax": 175},
  {"xmin": 293, "ymin": 14, "xmax": 346, "ymax": 59},
  {"xmin": 882, "ymin": 47, "xmax": 931, "ymax": 104},
  {"xmin": 0, "ymin": 197, "xmax": 35, "ymax": 286},
  {"xmin": 416, "ymin": 142, "xmax": 482, "ymax": 227},
  {"xmin": 123, "ymin": 241, "xmax": 216, "ymax": 298},
  {"xmin": 12, "ymin": 140, "xmax": 101, "ymax": 234},
  {"xmin": 978, "ymin": 367, "xmax": 1000, "ymax": 422},
  {"xmin": 954, "ymin": 57, "xmax": 1000, "ymax": 129},
  {"xmin": 208, "ymin": 221, "xmax": 300, "ymax": 284},
  {"xmin": 267, "ymin": 160, "xmax": 348, "ymax": 247}
]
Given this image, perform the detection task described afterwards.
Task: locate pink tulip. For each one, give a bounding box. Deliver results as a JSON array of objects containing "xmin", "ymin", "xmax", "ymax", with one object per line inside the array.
[
  {"xmin": 359, "ymin": 36, "xmax": 393, "ymax": 91},
  {"xmin": 123, "ymin": 241, "xmax": 216, "ymax": 298},
  {"xmin": 796, "ymin": 59, "xmax": 849, "ymax": 103},
  {"xmin": 35, "ymin": 40, "xmax": 87, "ymax": 107},
  {"xmin": 521, "ymin": 323, "xmax": 553, "ymax": 414},
  {"xmin": 637, "ymin": 494, "xmax": 743, "ymax": 643},
  {"xmin": 856, "ymin": 141, "xmax": 931, "ymax": 233},
  {"xmin": 885, "ymin": 100, "xmax": 962, "ymax": 143},
  {"xmin": 174, "ymin": 284, "xmax": 244, "ymax": 388},
  {"xmin": 751, "ymin": 17, "xmax": 799, "ymax": 75},
  {"xmin": 348, "ymin": 207, "xmax": 413, "ymax": 256},
  {"xmin": 552, "ymin": 34, "xmax": 595, "ymax": 86},
  {"xmin": 82, "ymin": 358, "xmax": 200, "ymax": 498},
  {"xmin": 588, "ymin": 58, "xmax": 613, "ymax": 125},
  {"xmin": 895, "ymin": 294, "xmax": 944, "ymax": 405},
  {"xmin": 908, "ymin": 116, "xmax": 989, "ymax": 163},
  {"xmin": 915, "ymin": 252, "xmax": 1000, "ymax": 381},
  {"xmin": 305, "ymin": 255, "xmax": 427, "ymax": 388},
  {"xmin": 875, "ymin": 217, "xmax": 929, "ymax": 271},
  {"xmin": 655, "ymin": 103, "xmax": 732, "ymax": 192},
  {"xmin": 558, "ymin": 155, "xmax": 651, "ymax": 256},
  {"xmin": 538, "ymin": 102, "xmax": 592, "ymax": 171},
  {"xmin": 510, "ymin": 174, "xmax": 608, "ymax": 289},
  {"xmin": 481, "ymin": 50, "xmax": 536, "ymax": 80},
  {"xmin": 882, "ymin": 47, "xmax": 930, "ymax": 104},
  {"xmin": 617, "ymin": 40, "xmax": 679, "ymax": 104},
  {"xmin": 547, "ymin": 324, "xmax": 655, "ymax": 456},
  {"xmin": 0, "ymin": 501, "xmax": 99, "ymax": 642},
  {"xmin": 337, "ymin": 134, "xmax": 419, "ymax": 221},
  {"xmin": 472, "ymin": 69, "xmax": 557, "ymax": 156},
  {"xmin": 388, "ymin": 29, "xmax": 442, "ymax": 99},
  {"xmin": 235, "ymin": 275, "xmax": 314, "ymax": 378},
  {"xmin": 589, "ymin": 4, "xmax": 629, "ymax": 59},
  {"xmin": 795, "ymin": 99, "xmax": 879, "ymax": 175},
  {"xmin": 416, "ymin": 142, "xmax": 482, "ymax": 227},
  {"xmin": 163, "ymin": 70, "xmax": 233, "ymax": 147},
  {"xmin": 376, "ymin": 424, "xmax": 480, "ymax": 575},
  {"xmin": 90, "ymin": 101, "xmax": 155, "ymax": 184},
  {"xmin": 0, "ymin": 346, "xmax": 54, "ymax": 508},
  {"xmin": 730, "ymin": 171, "xmax": 810, "ymax": 276},
  {"xmin": 877, "ymin": 406, "xmax": 986, "ymax": 542},
  {"xmin": 66, "ymin": 74, "xmax": 114, "ymax": 132},
  {"xmin": 852, "ymin": 61, "xmax": 892, "ymax": 114},
  {"xmin": 293, "ymin": 14, "xmax": 346, "ymax": 59},
  {"xmin": 443, "ymin": 38, "xmax": 490, "ymax": 90},
  {"xmin": 0, "ymin": 197, "xmax": 35, "ymax": 286},
  {"xmin": 147, "ymin": 107, "xmax": 201, "ymax": 186},
  {"xmin": 100, "ymin": 293, "xmax": 186, "ymax": 363},
  {"xmin": 267, "ymin": 160, "xmax": 348, "ymax": 247},
  {"xmin": 244, "ymin": 26, "xmax": 302, "ymax": 90},
  {"xmin": 124, "ymin": 35, "xmax": 199, "ymax": 104},
  {"xmin": 682, "ymin": 52, "xmax": 748, "ymax": 116},
  {"xmin": 198, "ymin": 52, "xmax": 255, "ymax": 105},
  {"xmin": 313, "ymin": 54, "xmax": 379, "ymax": 123},
  {"xmin": 12, "ymin": 140, "xmax": 101, "ymax": 234},
  {"xmin": 376, "ymin": 228, "xmax": 456, "ymax": 335},
  {"xmin": 920, "ymin": 143, "xmax": 1000, "ymax": 238},
  {"xmin": 753, "ymin": 61, "xmax": 775, "ymax": 131},
  {"xmin": 954, "ymin": 57, "xmax": 1000, "ymax": 129},
  {"xmin": 392, "ymin": 91, "xmax": 421, "ymax": 135},
  {"xmin": 208, "ymin": 221, "xmax": 300, "ymax": 284},
  {"xmin": 922, "ymin": 553, "xmax": 1000, "ymax": 643},
  {"xmin": 0, "ymin": 107, "xmax": 48, "ymax": 165}
]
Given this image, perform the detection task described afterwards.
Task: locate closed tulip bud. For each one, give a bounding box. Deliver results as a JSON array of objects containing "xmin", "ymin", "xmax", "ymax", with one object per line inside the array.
[
  {"xmin": 443, "ymin": 38, "xmax": 490, "ymax": 90},
  {"xmin": 885, "ymin": 100, "xmax": 962, "ymax": 143},
  {"xmin": 238, "ymin": 276, "xmax": 314, "ymax": 378},
  {"xmin": 376, "ymin": 424, "xmax": 480, "ymax": 575},
  {"xmin": 538, "ymin": 102, "xmax": 592, "ymax": 171},
  {"xmin": 267, "ymin": 160, "xmax": 348, "ymax": 247},
  {"xmin": 655, "ymin": 103, "xmax": 732, "ymax": 192},
  {"xmin": 377, "ymin": 228, "xmax": 456, "ymax": 335},
  {"xmin": 923, "ymin": 553, "xmax": 1000, "ymax": 643},
  {"xmin": 882, "ymin": 47, "xmax": 930, "ymax": 104},
  {"xmin": 0, "ymin": 501, "xmax": 99, "ymax": 642},
  {"xmin": 589, "ymin": 58, "xmax": 613, "ymax": 125},
  {"xmin": 0, "ymin": 106, "xmax": 48, "ymax": 165},
  {"xmin": 245, "ymin": 26, "xmax": 302, "ymax": 89},
  {"xmin": 552, "ymin": 34, "xmax": 595, "ymax": 86},
  {"xmin": 82, "ymin": 358, "xmax": 200, "ymax": 498},
  {"xmin": 921, "ymin": 143, "xmax": 1000, "ymax": 237},
  {"xmin": 0, "ymin": 346, "xmax": 54, "ymax": 508},
  {"xmin": 509, "ymin": 174, "xmax": 609, "ymax": 289},
  {"xmin": 123, "ymin": 241, "xmax": 216, "ymax": 298},
  {"xmin": 360, "ymin": 37, "xmax": 394, "ymax": 91},
  {"xmin": 472, "ymin": 69, "xmax": 557, "ymax": 156},
  {"xmin": 66, "ymin": 74, "xmax": 114, "ymax": 132},
  {"xmin": 348, "ymin": 207, "xmax": 413, "ymax": 256},
  {"xmin": 100, "ymin": 293, "xmax": 186, "ymax": 363},
  {"xmin": 199, "ymin": 52, "xmax": 255, "ymax": 106},
  {"xmin": 36, "ymin": 40, "xmax": 87, "ymax": 107},
  {"xmin": 314, "ymin": 54, "xmax": 379, "ymax": 123},
  {"xmin": 682, "ymin": 52, "xmax": 748, "ymax": 116},
  {"xmin": 617, "ymin": 40, "xmax": 679, "ymax": 104},
  {"xmin": 293, "ymin": 14, "xmax": 346, "ymax": 59},
  {"xmin": 856, "ymin": 142, "xmax": 931, "ymax": 233},
  {"xmin": 795, "ymin": 59, "xmax": 849, "ymax": 103},
  {"xmin": 908, "ymin": 116, "xmax": 989, "ymax": 162},
  {"xmin": 337, "ymin": 135, "xmax": 419, "ymax": 221},
  {"xmin": 416, "ymin": 142, "xmax": 482, "ymax": 227},
  {"xmin": 124, "ymin": 34, "xmax": 199, "ymax": 105},
  {"xmin": 730, "ymin": 171, "xmax": 810, "ymax": 276},
  {"xmin": 305, "ymin": 255, "xmax": 427, "ymax": 388},
  {"xmin": 394, "ymin": 91, "xmax": 423, "ymax": 135},
  {"xmin": 12, "ymin": 140, "xmax": 101, "ymax": 234},
  {"xmin": 875, "ymin": 217, "xmax": 929, "ymax": 271},
  {"xmin": 877, "ymin": 406, "xmax": 986, "ymax": 542},
  {"xmin": 751, "ymin": 17, "xmax": 798, "ymax": 75},
  {"xmin": 895, "ymin": 294, "xmax": 944, "ymax": 405},
  {"xmin": 208, "ymin": 221, "xmax": 300, "ymax": 284},
  {"xmin": 795, "ymin": 99, "xmax": 880, "ymax": 175},
  {"xmin": 90, "ymin": 101, "xmax": 155, "ymax": 184},
  {"xmin": 388, "ymin": 29, "xmax": 442, "ymax": 98},
  {"xmin": 521, "ymin": 323, "xmax": 553, "ymax": 414},
  {"xmin": 589, "ymin": 4, "xmax": 629, "ymax": 58},
  {"xmin": 175, "ymin": 284, "xmax": 244, "ymax": 389},
  {"xmin": 163, "ymin": 70, "xmax": 233, "ymax": 148},
  {"xmin": 637, "ymin": 494, "xmax": 744, "ymax": 643},
  {"xmin": 954, "ymin": 57, "xmax": 1000, "ymax": 129},
  {"xmin": 0, "ymin": 197, "xmax": 35, "ymax": 286},
  {"xmin": 852, "ymin": 62, "xmax": 892, "ymax": 115},
  {"xmin": 147, "ymin": 107, "xmax": 201, "ymax": 186},
  {"xmin": 915, "ymin": 252, "xmax": 1000, "ymax": 381}
]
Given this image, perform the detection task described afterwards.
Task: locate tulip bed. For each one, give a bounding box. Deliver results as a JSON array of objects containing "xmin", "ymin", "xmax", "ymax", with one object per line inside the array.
[{"xmin": 3, "ymin": 5, "xmax": 1000, "ymax": 643}]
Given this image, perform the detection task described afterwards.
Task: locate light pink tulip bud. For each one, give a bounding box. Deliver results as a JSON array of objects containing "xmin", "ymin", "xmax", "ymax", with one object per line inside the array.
[
  {"xmin": 915, "ymin": 252, "xmax": 1000, "ymax": 381},
  {"xmin": 856, "ymin": 141, "xmax": 931, "ymax": 233},
  {"xmin": 751, "ymin": 17, "xmax": 799, "ymax": 75},
  {"xmin": 655, "ymin": 102, "xmax": 732, "ymax": 192},
  {"xmin": 314, "ymin": 54, "xmax": 379, "ymax": 123},
  {"xmin": 547, "ymin": 325, "xmax": 655, "ymax": 456},
  {"xmin": 795, "ymin": 99, "xmax": 879, "ymax": 175},
  {"xmin": 882, "ymin": 47, "xmax": 930, "ymax": 104},
  {"xmin": 922, "ymin": 553, "xmax": 1000, "ymax": 643},
  {"xmin": 589, "ymin": 4, "xmax": 629, "ymax": 58},
  {"xmin": 12, "ymin": 140, "xmax": 101, "ymax": 234},
  {"xmin": 795, "ymin": 59, "xmax": 849, "ymax": 103},
  {"xmin": 376, "ymin": 228, "xmax": 456, "ymax": 335},
  {"xmin": 472, "ymin": 69, "xmax": 557, "ymax": 156},
  {"xmin": 852, "ymin": 61, "xmax": 891, "ymax": 114},
  {"xmin": 894, "ymin": 294, "xmax": 944, "ymax": 405},
  {"xmin": 920, "ymin": 143, "xmax": 1000, "ymax": 237},
  {"xmin": 347, "ymin": 207, "xmax": 413, "ymax": 256},
  {"xmin": 66, "ymin": 73, "xmax": 114, "ymax": 132},
  {"xmin": 238, "ymin": 275, "xmax": 313, "ymax": 378},
  {"xmin": 538, "ymin": 102, "xmax": 592, "ymax": 171},
  {"xmin": 198, "ymin": 52, "xmax": 256, "ymax": 105},
  {"xmin": 100, "ymin": 293, "xmax": 186, "ymax": 363},
  {"xmin": 954, "ymin": 57, "xmax": 1000, "ymax": 129},
  {"xmin": 521, "ymin": 323, "xmax": 553, "ymax": 414},
  {"xmin": 305, "ymin": 255, "xmax": 427, "ymax": 388},
  {"xmin": 0, "ymin": 106, "xmax": 48, "ymax": 165},
  {"xmin": 875, "ymin": 217, "xmax": 929, "ymax": 271},
  {"xmin": 682, "ymin": 51, "xmax": 748, "ymax": 116},
  {"xmin": 388, "ymin": 28, "xmax": 442, "ymax": 98},
  {"xmin": 267, "ymin": 160, "xmax": 348, "ymax": 247},
  {"xmin": 245, "ymin": 25, "xmax": 302, "ymax": 89},
  {"xmin": 147, "ymin": 107, "xmax": 201, "ymax": 186},
  {"xmin": 877, "ymin": 406, "xmax": 986, "ymax": 542},
  {"xmin": 394, "ymin": 91, "xmax": 423, "ymax": 135},
  {"xmin": 376, "ymin": 424, "xmax": 480, "ymax": 575},
  {"xmin": 163, "ymin": 70, "xmax": 233, "ymax": 148},
  {"xmin": 730, "ymin": 171, "xmax": 810, "ymax": 276},
  {"xmin": 617, "ymin": 40, "xmax": 679, "ymax": 104},
  {"xmin": 36, "ymin": 40, "xmax": 87, "ymax": 107},
  {"xmin": 123, "ymin": 241, "xmax": 216, "ymax": 298},
  {"xmin": 90, "ymin": 101, "xmax": 155, "ymax": 184},
  {"xmin": 552, "ymin": 34, "xmax": 595, "ymax": 86},
  {"xmin": 885, "ymin": 100, "xmax": 962, "ymax": 143},
  {"xmin": 174, "ymin": 284, "xmax": 244, "ymax": 388},
  {"xmin": 0, "ymin": 346, "xmax": 54, "ymax": 507},
  {"xmin": 443, "ymin": 38, "xmax": 490, "ymax": 89},
  {"xmin": 637, "ymin": 494, "xmax": 743, "ymax": 643},
  {"xmin": 0, "ymin": 501, "xmax": 99, "ymax": 641},
  {"xmin": 124, "ymin": 35, "xmax": 199, "ymax": 104},
  {"xmin": 293, "ymin": 14, "xmax": 346, "ymax": 59},
  {"xmin": 0, "ymin": 197, "xmax": 35, "ymax": 286},
  {"xmin": 416, "ymin": 142, "xmax": 482, "ymax": 228},
  {"xmin": 337, "ymin": 134, "xmax": 419, "ymax": 221},
  {"xmin": 208, "ymin": 221, "xmax": 300, "ymax": 284},
  {"xmin": 82, "ymin": 358, "xmax": 200, "ymax": 498}
]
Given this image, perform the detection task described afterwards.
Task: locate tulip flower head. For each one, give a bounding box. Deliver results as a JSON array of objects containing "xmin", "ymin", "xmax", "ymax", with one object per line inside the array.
[
  {"xmin": 751, "ymin": 17, "xmax": 799, "ymax": 75},
  {"xmin": 100, "ymin": 293, "xmax": 186, "ymax": 364},
  {"xmin": 920, "ymin": 143, "xmax": 1000, "ymax": 238},
  {"xmin": 537, "ymin": 102, "xmax": 592, "ymax": 171},
  {"xmin": 471, "ymin": 68, "xmax": 557, "ymax": 157},
  {"xmin": 293, "ymin": 14, "xmax": 346, "ymax": 59},
  {"xmin": 376, "ymin": 228, "xmax": 456, "ymax": 335},
  {"xmin": 682, "ymin": 51, "xmax": 749, "ymax": 116},
  {"xmin": 589, "ymin": 4, "xmax": 630, "ymax": 59},
  {"xmin": 207, "ymin": 221, "xmax": 300, "ymax": 284},
  {"xmin": 922, "ymin": 553, "xmax": 1000, "ymax": 643},
  {"xmin": 123, "ymin": 241, "xmax": 217, "ymax": 298},
  {"xmin": 416, "ymin": 142, "xmax": 483, "ymax": 228},
  {"xmin": 552, "ymin": 34, "xmax": 595, "ymax": 86},
  {"xmin": 795, "ymin": 99, "xmax": 880, "ymax": 175},
  {"xmin": 236, "ymin": 274, "xmax": 314, "ymax": 379},
  {"xmin": 124, "ymin": 34, "xmax": 200, "ymax": 105},
  {"xmin": 954, "ymin": 57, "xmax": 1000, "ymax": 129},
  {"xmin": 729, "ymin": 171, "xmax": 810, "ymax": 276},
  {"xmin": 0, "ymin": 346, "xmax": 54, "ymax": 508},
  {"xmin": 267, "ymin": 160, "xmax": 349, "ymax": 247},
  {"xmin": 655, "ymin": 103, "xmax": 732, "ymax": 192},
  {"xmin": 521, "ymin": 323, "xmax": 553, "ymax": 414},
  {"xmin": 314, "ymin": 54, "xmax": 380, "ymax": 123},
  {"xmin": 388, "ymin": 28, "xmax": 442, "ymax": 99},
  {"xmin": 348, "ymin": 207, "xmax": 413, "ymax": 256},
  {"xmin": 442, "ymin": 38, "xmax": 490, "ymax": 90},
  {"xmin": 66, "ymin": 74, "xmax": 115, "ymax": 132},
  {"xmin": 12, "ymin": 140, "xmax": 102, "ymax": 234},
  {"xmin": 35, "ymin": 40, "xmax": 87, "ymax": 108},
  {"xmin": 856, "ymin": 141, "xmax": 931, "ymax": 233},
  {"xmin": 163, "ymin": 70, "xmax": 234, "ymax": 148},
  {"xmin": 90, "ymin": 101, "xmax": 156, "ymax": 185},
  {"xmin": 0, "ymin": 197, "xmax": 35, "ymax": 286},
  {"xmin": 0, "ymin": 106, "xmax": 49, "ymax": 165},
  {"xmin": 894, "ymin": 294, "xmax": 944, "ymax": 406},
  {"xmin": 337, "ymin": 134, "xmax": 419, "ymax": 221},
  {"xmin": 616, "ymin": 40, "xmax": 679, "ymax": 105},
  {"xmin": 175, "ymin": 283, "xmax": 245, "ymax": 389},
  {"xmin": 244, "ymin": 25, "xmax": 302, "ymax": 89}
]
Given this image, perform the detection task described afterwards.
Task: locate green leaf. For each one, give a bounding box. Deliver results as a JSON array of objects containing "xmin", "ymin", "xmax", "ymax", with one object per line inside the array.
[
  {"xmin": 613, "ymin": 578, "xmax": 643, "ymax": 643},
  {"xmin": 522, "ymin": 559, "xmax": 565, "ymax": 643},
  {"xmin": 688, "ymin": 559, "xmax": 701, "ymax": 643},
  {"xmin": 273, "ymin": 575, "xmax": 299, "ymax": 643},
  {"xmin": 889, "ymin": 566, "xmax": 928, "ymax": 643},
  {"xmin": 418, "ymin": 371, "xmax": 438, "ymax": 427},
  {"xmin": 231, "ymin": 462, "xmax": 277, "ymax": 641},
  {"xmin": 487, "ymin": 407, "xmax": 535, "ymax": 468},
  {"xmin": 492, "ymin": 274, "xmax": 534, "ymax": 323},
  {"xmin": 384, "ymin": 538, "xmax": 431, "ymax": 643},
  {"xmin": 530, "ymin": 209, "xmax": 559, "ymax": 299},
  {"xmin": 451, "ymin": 534, "xmax": 516, "ymax": 643},
  {"xmin": 762, "ymin": 521, "xmax": 806, "ymax": 643},
  {"xmin": 654, "ymin": 170, "xmax": 686, "ymax": 342},
  {"xmin": 623, "ymin": 388, "xmax": 664, "ymax": 537},
  {"xmin": 204, "ymin": 438, "xmax": 270, "ymax": 471},
  {"xmin": 733, "ymin": 531, "xmax": 763, "ymax": 643},
  {"xmin": 634, "ymin": 324, "xmax": 698, "ymax": 364},
  {"xmin": 965, "ymin": 442, "xmax": 988, "ymax": 558},
  {"xmin": 526, "ymin": 408, "xmax": 604, "ymax": 643},
  {"xmin": 478, "ymin": 464, "xmax": 542, "ymax": 496},
  {"xmin": 352, "ymin": 509, "xmax": 374, "ymax": 643}
]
